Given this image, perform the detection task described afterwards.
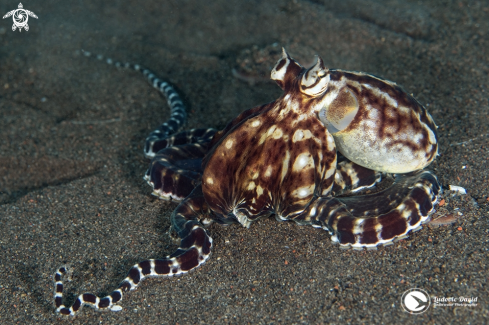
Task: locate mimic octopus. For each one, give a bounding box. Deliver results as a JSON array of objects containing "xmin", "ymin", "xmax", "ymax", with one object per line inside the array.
[{"xmin": 54, "ymin": 48, "xmax": 440, "ymax": 315}]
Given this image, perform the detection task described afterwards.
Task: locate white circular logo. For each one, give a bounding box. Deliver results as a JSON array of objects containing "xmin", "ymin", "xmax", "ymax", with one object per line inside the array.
[{"xmin": 401, "ymin": 288, "xmax": 431, "ymax": 314}]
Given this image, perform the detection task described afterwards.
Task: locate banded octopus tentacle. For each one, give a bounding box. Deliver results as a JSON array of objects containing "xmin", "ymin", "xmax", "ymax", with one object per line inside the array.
[
  {"xmin": 54, "ymin": 188, "xmax": 212, "ymax": 316},
  {"xmin": 54, "ymin": 53, "xmax": 216, "ymax": 316},
  {"xmin": 332, "ymin": 161, "xmax": 383, "ymax": 196},
  {"xmin": 147, "ymin": 128, "xmax": 217, "ymax": 157},
  {"xmin": 306, "ymin": 170, "xmax": 441, "ymax": 250},
  {"xmin": 81, "ymin": 50, "xmax": 188, "ymax": 158},
  {"xmin": 145, "ymin": 138, "xmax": 215, "ymax": 201},
  {"xmin": 82, "ymin": 50, "xmax": 217, "ymax": 200}
]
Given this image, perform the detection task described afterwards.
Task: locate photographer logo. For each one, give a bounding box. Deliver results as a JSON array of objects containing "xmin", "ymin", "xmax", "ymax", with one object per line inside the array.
[
  {"xmin": 3, "ymin": 3, "xmax": 38, "ymax": 32},
  {"xmin": 401, "ymin": 288, "xmax": 431, "ymax": 314}
]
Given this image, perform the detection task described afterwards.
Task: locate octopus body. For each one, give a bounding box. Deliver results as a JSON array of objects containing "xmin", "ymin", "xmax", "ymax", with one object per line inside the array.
[{"xmin": 54, "ymin": 49, "xmax": 440, "ymax": 316}]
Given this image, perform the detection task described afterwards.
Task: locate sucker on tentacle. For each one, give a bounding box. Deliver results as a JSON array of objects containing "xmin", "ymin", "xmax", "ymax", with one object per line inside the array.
[{"xmin": 54, "ymin": 48, "xmax": 442, "ymax": 316}]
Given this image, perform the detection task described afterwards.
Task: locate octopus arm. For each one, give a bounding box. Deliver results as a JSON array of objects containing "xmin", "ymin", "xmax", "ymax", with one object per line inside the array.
[
  {"xmin": 55, "ymin": 185, "xmax": 213, "ymax": 316},
  {"xmin": 294, "ymin": 170, "xmax": 440, "ymax": 249}
]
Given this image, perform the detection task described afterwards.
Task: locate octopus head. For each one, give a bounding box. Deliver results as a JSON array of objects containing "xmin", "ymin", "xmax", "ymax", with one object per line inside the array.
[{"xmin": 270, "ymin": 49, "xmax": 333, "ymax": 105}]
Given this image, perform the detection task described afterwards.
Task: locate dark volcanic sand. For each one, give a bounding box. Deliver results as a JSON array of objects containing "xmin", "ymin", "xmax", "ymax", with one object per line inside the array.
[{"xmin": 0, "ymin": 1, "xmax": 488, "ymax": 324}]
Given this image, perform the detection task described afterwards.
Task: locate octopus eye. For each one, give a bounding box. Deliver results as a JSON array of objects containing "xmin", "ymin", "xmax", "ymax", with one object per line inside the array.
[
  {"xmin": 270, "ymin": 47, "xmax": 291, "ymax": 83},
  {"xmin": 271, "ymin": 48, "xmax": 304, "ymax": 89},
  {"xmin": 300, "ymin": 56, "xmax": 330, "ymax": 97},
  {"xmin": 318, "ymin": 88, "xmax": 359, "ymax": 134}
]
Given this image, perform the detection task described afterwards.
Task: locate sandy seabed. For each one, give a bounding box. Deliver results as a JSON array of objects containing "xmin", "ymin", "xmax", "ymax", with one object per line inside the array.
[{"xmin": 0, "ymin": 1, "xmax": 488, "ymax": 324}]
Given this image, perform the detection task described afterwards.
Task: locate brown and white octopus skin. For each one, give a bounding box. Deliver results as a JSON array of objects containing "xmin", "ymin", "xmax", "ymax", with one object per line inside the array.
[{"xmin": 54, "ymin": 48, "xmax": 440, "ymax": 316}]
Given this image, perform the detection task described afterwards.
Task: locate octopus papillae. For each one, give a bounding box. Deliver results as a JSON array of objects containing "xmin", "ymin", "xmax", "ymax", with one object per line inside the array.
[{"xmin": 54, "ymin": 48, "xmax": 440, "ymax": 315}]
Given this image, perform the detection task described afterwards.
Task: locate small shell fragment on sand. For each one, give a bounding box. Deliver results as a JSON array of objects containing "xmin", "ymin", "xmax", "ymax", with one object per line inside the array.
[
  {"xmin": 449, "ymin": 185, "xmax": 466, "ymax": 194},
  {"xmin": 429, "ymin": 214, "xmax": 458, "ymax": 226}
]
